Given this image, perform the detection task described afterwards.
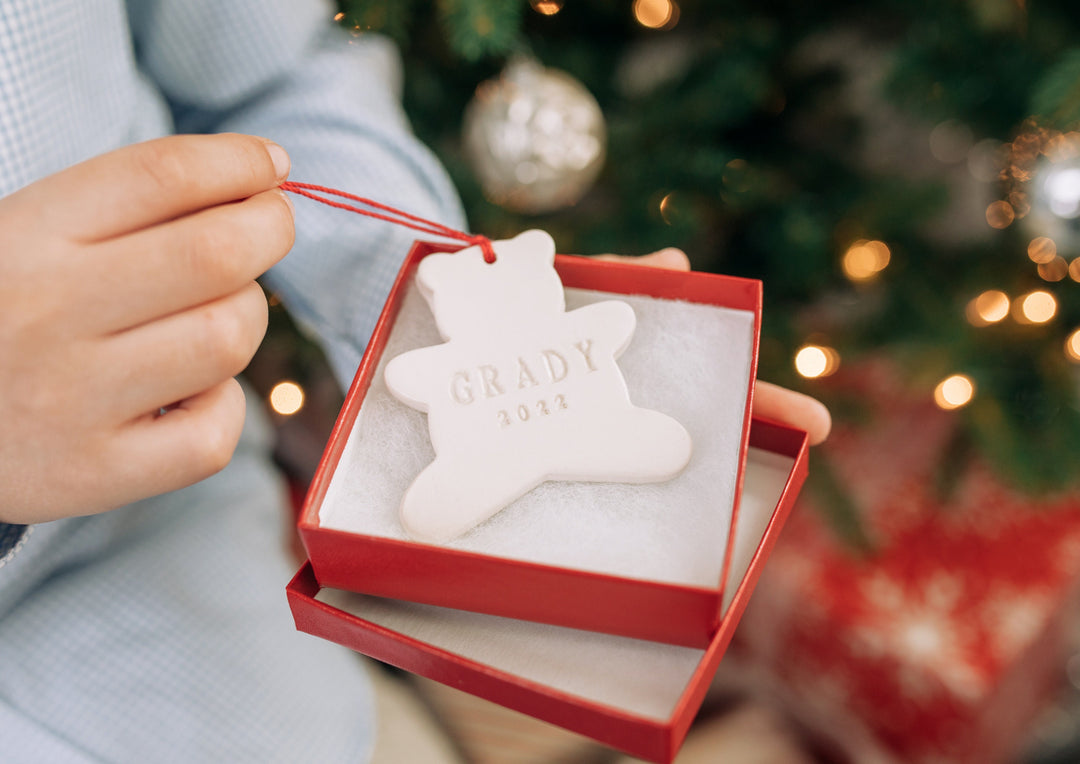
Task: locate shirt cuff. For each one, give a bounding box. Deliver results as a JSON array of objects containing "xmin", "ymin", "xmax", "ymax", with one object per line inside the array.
[{"xmin": 0, "ymin": 523, "xmax": 30, "ymax": 569}]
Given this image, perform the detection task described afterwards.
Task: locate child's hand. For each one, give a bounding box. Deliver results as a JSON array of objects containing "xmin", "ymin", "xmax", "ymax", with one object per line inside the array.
[
  {"xmin": 0, "ymin": 134, "xmax": 294, "ymax": 524},
  {"xmin": 595, "ymin": 249, "xmax": 832, "ymax": 445}
]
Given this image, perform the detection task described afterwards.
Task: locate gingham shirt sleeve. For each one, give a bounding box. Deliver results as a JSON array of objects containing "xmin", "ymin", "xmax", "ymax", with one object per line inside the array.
[{"xmin": 128, "ymin": 0, "xmax": 467, "ymax": 385}]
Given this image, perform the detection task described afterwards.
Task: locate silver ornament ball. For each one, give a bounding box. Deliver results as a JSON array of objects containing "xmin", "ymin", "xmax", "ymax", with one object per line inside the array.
[{"xmin": 463, "ymin": 58, "xmax": 606, "ymax": 214}]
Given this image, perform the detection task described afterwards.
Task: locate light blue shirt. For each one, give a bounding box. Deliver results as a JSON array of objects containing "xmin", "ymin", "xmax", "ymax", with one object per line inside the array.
[
  {"xmin": 0, "ymin": 1, "xmax": 464, "ymax": 760},
  {"xmin": 0, "ymin": 0, "xmax": 464, "ymax": 563}
]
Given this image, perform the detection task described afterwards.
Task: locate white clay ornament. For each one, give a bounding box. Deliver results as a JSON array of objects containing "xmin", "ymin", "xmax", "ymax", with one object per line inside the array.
[{"xmin": 384, "ymin": 229, "xmax": 693, "ymax": 544}]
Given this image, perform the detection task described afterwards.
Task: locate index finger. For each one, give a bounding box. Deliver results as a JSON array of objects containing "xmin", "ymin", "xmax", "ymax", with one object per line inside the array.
[{"xmin": 16, "ymin": 133, "xmax": 290, "ymax": 242}]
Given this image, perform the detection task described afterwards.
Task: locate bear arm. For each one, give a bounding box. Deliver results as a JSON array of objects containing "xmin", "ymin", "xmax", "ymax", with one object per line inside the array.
[
  {"xmin": 567, "ymin": 300, "xmax": 636, "ymax": 357},
  {"xmin": 384, "ymin": 345, "xmax": 449, "ymax": 412}
]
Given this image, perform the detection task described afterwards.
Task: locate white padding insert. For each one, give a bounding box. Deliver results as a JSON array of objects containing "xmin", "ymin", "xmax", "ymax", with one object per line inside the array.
[
  {"xmin": 318, "ymin": 282, "xmax": 756, "ymax": 588},
  {"xmin": 315, "ymin": 446, "xmax": 795, "ymax": 722}
]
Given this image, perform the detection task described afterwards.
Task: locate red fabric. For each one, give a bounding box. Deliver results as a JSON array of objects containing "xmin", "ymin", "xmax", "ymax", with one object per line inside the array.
[{"xmin": 735, "ymin": 363, "xmax": 1080, "ymax": 764}]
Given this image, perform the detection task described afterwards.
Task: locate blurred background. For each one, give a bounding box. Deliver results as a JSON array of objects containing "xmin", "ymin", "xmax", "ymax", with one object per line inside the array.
[{"xmin": 248, "ymin": 1, "xmax": 1080, "ymax": 762}]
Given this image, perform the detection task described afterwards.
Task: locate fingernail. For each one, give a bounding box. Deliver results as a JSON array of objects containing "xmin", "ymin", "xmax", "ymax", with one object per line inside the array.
[
  {"xmin": 808, "ymin": 399, "xmax": 833, "ymax": 445},
  {"xmin": 264, "ymin": 141, "xmax": 290, "ymax": 180},
  {"xmin": 277, "ymin": 188, "xmax": 294, "ymax": 214}
]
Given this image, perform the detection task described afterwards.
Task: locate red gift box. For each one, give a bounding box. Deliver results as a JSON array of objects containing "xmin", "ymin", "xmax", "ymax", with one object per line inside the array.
[
  {"xmin": 732, "ymin": 364, "xmax": 1080, "ymax": 764},
  {"xmin": 297, "ymin": 239, "xmax": 766, "ymax": 647},
  {"xmin": 290, "ymin": 417, "xmax": 809, "ymax": 764}
]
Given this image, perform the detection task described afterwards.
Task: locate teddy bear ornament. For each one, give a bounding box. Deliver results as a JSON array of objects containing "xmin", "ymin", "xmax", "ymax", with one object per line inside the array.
[{"xmin": 384, "ymin": 230, "xmax": 693, "ymax": 544}]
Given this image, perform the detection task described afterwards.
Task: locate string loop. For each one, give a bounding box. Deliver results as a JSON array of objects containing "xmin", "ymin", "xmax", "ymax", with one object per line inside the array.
[{"xmin": 280, "ymin": 181, "xmax": 497, "ymax": 263}]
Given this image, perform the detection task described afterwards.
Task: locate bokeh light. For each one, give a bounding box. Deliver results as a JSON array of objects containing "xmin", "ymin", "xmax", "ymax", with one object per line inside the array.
[
  {"xmin": 1008, "ymin": 190, "xmax": 1031, "ymax": 219},
  {"xmin": 633, "ymin": 0, "xmax": 679, "ymax": 29},
  {"xmin": 1067, "ymin": 329, "xmax": 1080, "ymax": 362},
  {"xmin": 269, "ymin": 381, "xmax": 305, "ymax": 416},
  {"xmin": 985, "ymin": 200, "xmax": 1015, "ymax": 229},
  {"xmin": 934, "ymin": 374, "xmax": 975, "ymax": 410},
  {"xmin": 658, "ymin": 192, "xmax": 679, "ymax": 225},
  {"xmin": 530, "ymin": 0, "xmax": 564, "ymax": 15},
  {"xmin": 1070, "ymin": 258, "xmax": 1080, "ymax": 282},
  {"xmin": 1016, "ymin": 290, "xmax": 1057, "ymax": 324},
  {"xmin": 794, "ymin": 344, "xmax": 840, "ymax": 378},
  {"xmin": 1028, "ymin": 236, "xmax": 1057, "ymax": 264},
  {"xmin": 841, "ymin": 239, "xmax": 891, "ymax": 281},
  {"xmin": 1038, "ymin": 257, "xmax": 1069, "ymax": 282},
  {"xmin": 1042, "ymin": 165, "xmax": 1080, "ymax": 218},
  {"xmin": 966, "ymin": 290, "xmax": 1010, "ymax": 326}
]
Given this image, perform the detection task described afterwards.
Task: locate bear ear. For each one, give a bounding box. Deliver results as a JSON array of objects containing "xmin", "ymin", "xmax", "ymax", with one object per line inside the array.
[
  {"xmin": 505, "ymin": 229, "xmax": 556, "ymax": 266},
  {"xmin": 416, "ymin": 252, "xmax": 457, "ymax": 301}
]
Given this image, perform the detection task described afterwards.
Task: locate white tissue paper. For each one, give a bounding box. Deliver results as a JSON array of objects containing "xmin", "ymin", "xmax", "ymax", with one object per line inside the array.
[{"xmin": 317, "ymin": 280, "xmax": 756, "ymax": 589}]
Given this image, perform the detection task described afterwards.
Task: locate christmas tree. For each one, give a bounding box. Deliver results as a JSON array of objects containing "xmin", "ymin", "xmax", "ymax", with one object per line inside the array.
[{"xmin": 262, "ymin": 0, "xmax": 1080, "ymax": 531}]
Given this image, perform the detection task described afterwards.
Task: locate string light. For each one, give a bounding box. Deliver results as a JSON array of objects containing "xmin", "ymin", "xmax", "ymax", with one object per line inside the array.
[
  {"xmin": 934, "ymin": 374, "xmax": 975, "ymax": 410},
  {"xmin": 1067, "ymin": 329, "xmax": 1080, "ymax": 362},
  {"xmin": 1028, "ymin": 236, "xmax": 1057, "ymax": 264},
  {"xmin": 985, "ymin": 200, "xmax": 1015, "ymax": 229},
  {"xmin": 1008, "ymin": 190, "xmax": 1031, "ymax": 218},
  {"xmin": 1015, "ymin": 290, "xmax": 1057, "ymax": 324},
  {"xmin": 658, "ymin": 192, "xmax": 679, "ymax": 225},
  {"xmin": 530, "ymin": 0, "xmax": 563, "ymax": 14},
  {"xmin": 841, "ymin": 239, "xmax": 891, "ymax": 282},
  {"xmin": 794, "ymin": 344, "xmax": 840, "ymax": 378},
  {"xmin": 1038, "ymin": 257, "xmax": 1069, "ymax": 282},
  {"xmin": 269, "ymin": 381, "xmax": 305, "ymax": 416},
  {"xmin": 1070, "ymin": 258, "xmax": 1080, "ymax": 282},
  {"xmin": 633, "ymin": 0, "xmax": 679, "ymax": 29},
  {"xmin": 965, "ymin": 290, "xmax": 1010, "ymax": 326}
]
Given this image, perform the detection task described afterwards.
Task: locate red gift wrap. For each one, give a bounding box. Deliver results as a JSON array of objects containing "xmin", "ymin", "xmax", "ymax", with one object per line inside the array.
[{"xmin": 734, "ymin": 364, "xmax": 1080, "ymax": 764}]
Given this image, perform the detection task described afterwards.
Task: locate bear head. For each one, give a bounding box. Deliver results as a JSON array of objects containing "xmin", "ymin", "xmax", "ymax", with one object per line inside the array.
[{"xmin": 416, "ymin": 229, "xmax": 564, "ymax": 341}]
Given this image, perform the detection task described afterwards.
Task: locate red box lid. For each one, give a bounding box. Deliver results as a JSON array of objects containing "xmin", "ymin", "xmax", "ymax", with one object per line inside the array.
[
  {"xmin": 299, "ymin": 240, "xmax": 765, "ymax": 647},
  {"xmin": 289, "ymin": 418, "xmax": 807, "ymax": 764}
]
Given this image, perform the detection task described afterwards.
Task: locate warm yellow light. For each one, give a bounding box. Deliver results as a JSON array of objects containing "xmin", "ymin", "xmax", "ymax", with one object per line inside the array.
[
  {"xmin": 530, "ymin": 0, "xmax": 563, "ymax": 14},
  {"xmin": 333, "ymin": 11, "xmax": 344, "ymax": 21},
  {"xmin": 842, "ymin": 239, "xmax": 891, "ymax": 281},
  {"xmin": 1070, "ymin": 258, "xmax": 1080, "ymax": 282},
  {"xmin": 794, "ymin": 345, "xmax": 839, "ymax": 379},
  {"xmin": 1028, "ymin": 237, "xmax": 1057, "ymax": 264},
  {"xmin": 269, "ymin": 381, "xmax": 305, "ymax": 416},
  {"xmin": 1067, "ymin": 329, "xmax": 1080, "ymax": 362},
  {"xmin": 1044, "ymin": 132, "xmax": 1075, "ymax": 162},
  {"xmin": 1008, "ymin": 191, "xmax": 1031, "ymax": 219},
  {"xmin": 934, "ymin": 374, "xmax": 975, "ymax": 410},
  {"xmin": 966, "ymin": 290, "xmax": 1010, "ymax": 325},
  {"xmin": 659, "ymin": 192, "xmax": 676, "ymax": 225},
  {"xmin": 1017, "ymin": 290, "xmax": 1058, "ymax": 324},
  {"xmin": 985, "ymin": 200, "xmax": 1015, "ymax": 229},
  {"xmin": 1038, "ymin": 257, "xmax": 1069, "ymax": 282},
  {"xmin": 633, "ymin": 0, "xmax": 678, "ymax": 29}
]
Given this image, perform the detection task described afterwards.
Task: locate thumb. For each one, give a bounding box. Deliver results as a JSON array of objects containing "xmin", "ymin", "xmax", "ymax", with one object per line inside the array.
[{"xmin": 591, "ymin": 247, "xmax": 690, "ymax": 271}]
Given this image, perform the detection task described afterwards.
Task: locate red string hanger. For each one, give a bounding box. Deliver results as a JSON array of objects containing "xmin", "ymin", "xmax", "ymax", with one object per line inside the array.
[{"xmin": 280, "ymin": 181, "xmax": 497, "ymax": 263}]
